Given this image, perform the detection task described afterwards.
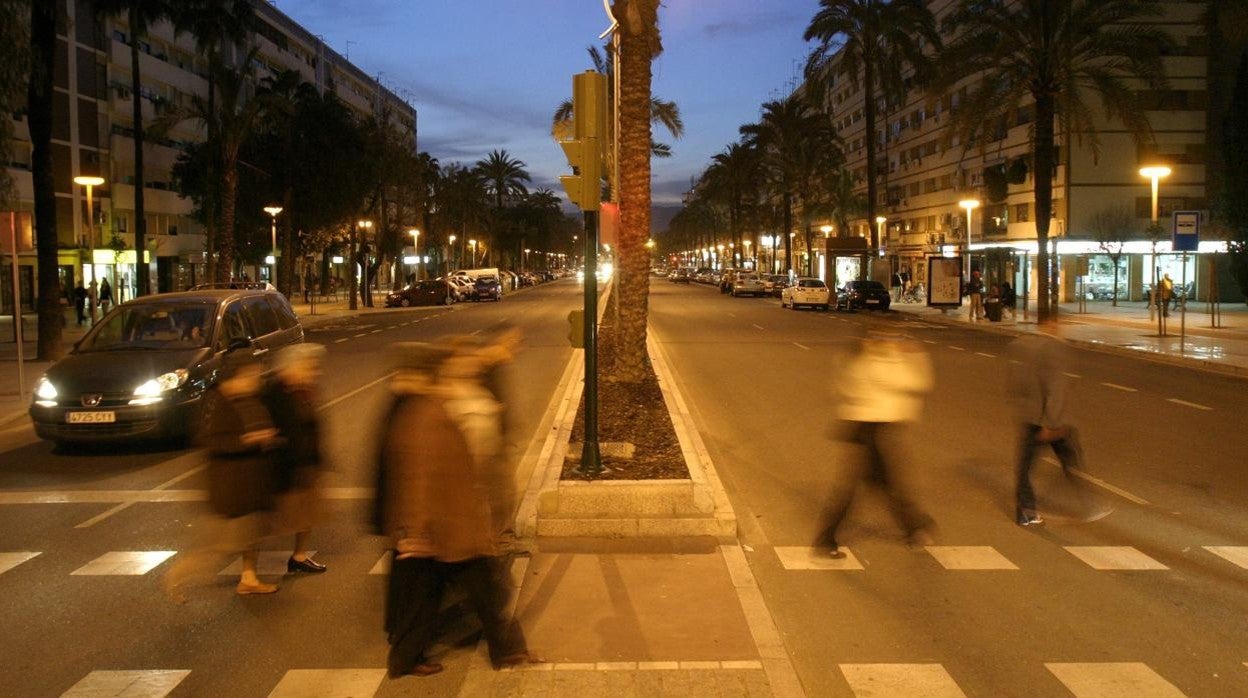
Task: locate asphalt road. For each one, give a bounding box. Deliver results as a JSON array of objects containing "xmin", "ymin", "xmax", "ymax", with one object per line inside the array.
[
  {"xmin": 649, "ymin": 279, "xmax": 1248, "ymax": 697},
  {"xmin": 0, "ymin": 281, "xmax": 578, "ymax": 697}
]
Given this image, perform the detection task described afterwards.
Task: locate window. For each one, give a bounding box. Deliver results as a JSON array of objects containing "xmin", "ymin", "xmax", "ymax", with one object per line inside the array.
[
  {"xmin": 243, "ymin": 296, "xmax": 280, "ymax": 337},
  {"xmin": 218, "ymin": 302, "xmax": 250, "ymax": 350},
  {"xmin": 266, "ymin": 296, "xmax": 299, "ymax": 330},
  {"xmin": 1014, "ymin": 203, "xmax": 1030, "ymax": 222}
]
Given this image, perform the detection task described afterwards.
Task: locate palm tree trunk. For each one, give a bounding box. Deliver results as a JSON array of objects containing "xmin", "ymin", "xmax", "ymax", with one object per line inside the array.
[
  {"xmin": 280, "ymin": 184, "xmax": 293, "ymax": 296},
  {"xmin": 29, "ymin": 0, "xmax": 62, "ymax": 360},
  {"xmin": 863, "ymin": 53, "xmax": 879, "ymax": 257},
  {"xmin": 217, "ymin": 165, "xmax": 237, "ymax": 282},
  {"xmin": 1033, "ymin": 92, "xmax": 1056, "ymax": 321},
  {"xmin": 129, "ymin": 6, "xmax": 149, "ymax": 296},
  {"xmin": 615, "ymin": 4, "xmax": 656, "ymax": 382},
  {"xmin": 782, "ymin": 191, "xmax": 793, "ymax": 273},
  {"xmin": 348, "ymin": 227, "xmax": 358, "ymax": 311},
  {"xmin": 204, "ymin": 70, "xmax": 218, "ymax": 284}
]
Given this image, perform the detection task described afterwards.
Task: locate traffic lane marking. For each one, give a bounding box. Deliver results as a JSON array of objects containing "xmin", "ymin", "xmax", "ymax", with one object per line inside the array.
[
  {"xmin": 752, "ymin": 324, "xmax": 765, "ymax": 331},
  {"xmin": 1100, "ymin": 382, "xmax": 1137, "ymax": 392},
  {"xmin": 793, "ymin": 342, "xmax": 811, "ymax": 351},
  {"xmin": 1166, "ymin": 398, "xmax": 1212, "ymax": 411},
  {"xmin": 948, "ymin": 346, "xmax": 966, "ymax": 351},
  {"xmin": 1043, "ymin": 456, "xmax": 1150, "ymax": 506},
  {"xmin": 975, "ymin": 351, "xmax": 996, "ymax": 358}
]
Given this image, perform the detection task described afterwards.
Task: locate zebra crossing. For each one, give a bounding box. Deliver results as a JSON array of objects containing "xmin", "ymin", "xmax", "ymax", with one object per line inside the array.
[{"xmin": 774, "ymin": 544, "xmax": 1248, "ymax": 572}]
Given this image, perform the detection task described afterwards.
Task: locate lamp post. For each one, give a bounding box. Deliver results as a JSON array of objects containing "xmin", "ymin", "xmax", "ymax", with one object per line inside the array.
[
  {"xmin": 716, "ymin": 244, "xmax": 724, "ymax": 270},
  {"xmin": 1140, "ymin": 165, "xmax": 1171, "ymax": 335},
  {"xmin": 524, "ymin": 247, "xmax": 531, "ymax": 273},
  {"xmin": 743, "ymin": 239, "xmax": 752, "ymax": 269},
  {"xmin": 264, "ymin": 205, "xmax": 283, "ymax": 286},
  {"xmin": 74, "ymin": 175, "xmax": 105, "ymax": 320},
  {"xmin": 353, "ymin": 219, "xmax": 372, "ymax": 310},
  {"xmin": 468, "ymin": 238, "xmax": 478, "ymax": 267},
  {"xmin": 448, "ymin": 234, "xmax": 457, "ymax": 272},
  {"xmin": 408, "ymin": 228, "xmax": 420, "ymax": 282},
  {"xmin": 958, "ymin": 199, "xmax": 980, "ymax": 284}
]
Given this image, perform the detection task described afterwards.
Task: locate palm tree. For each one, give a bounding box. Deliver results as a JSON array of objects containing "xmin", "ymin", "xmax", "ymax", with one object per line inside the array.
[
  {"xmin": 475, "ymin": 149, "xmax": 531, "ymax": 210},
  {"xmin": 435, "ymin": 164, "xmax": 489, "ymax": 264},
  {"xmin": 28, "ymin": 0, "xmax": 63, "ymax": 359},
  {"xmin": 610, "ymin": 0, "xmax": 663, "ymax": 382},
  {"xmin": 702, "ymin": 142, "xmax": 761, "ymax": 265},
  {"xmin": 91, "ymin": 0, "xmax": 176, "ymax": 296},
  {"xmin": 931, "ymin": 0, "xmax": 1170, "ymax": 320},
  {"xmin": 171, "ymin": 0, "xmax": 254, "ymax": 283},
  {"xmin": 740, "ymin": 94, "xmax": 828, "ymax": 274},
  {"xmin": 804, "ymin": 0, "xmax": 939, "ymax": 252}
]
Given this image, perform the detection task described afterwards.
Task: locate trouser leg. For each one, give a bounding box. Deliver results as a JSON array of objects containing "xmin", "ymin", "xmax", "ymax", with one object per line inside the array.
[
  {"xmin": 863, "ymin": 423, "xmax": 931, "ymax": 536},
  {"xmin": 814, "ymin": 424, "xmax": 868, "ymax": 549},
  {"xmin": 1015, "ymin": 424, "xmax": 1041, "ymax": 516},
  {"xmin": 386, "ymin": 557, "xmax": 448, "ymax": 676},
  {"xmin": 455, "ymin": 557, "xmax": 526, "ymax": 666}
]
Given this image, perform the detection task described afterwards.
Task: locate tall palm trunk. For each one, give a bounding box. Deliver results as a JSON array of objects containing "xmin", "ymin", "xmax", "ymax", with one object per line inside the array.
[
  {"xmin": 217, "ymin": 164, "xmax": 237, "ymax": 282},
  {"xmin": 782, "ymin": 190, "xmax": 793, "ymax": 272},
  {"xmin": 1033, "ymin": 92, "xmax": 1056, "ymax": 321},
  {"xmin": 615, "ymin": 3, "xmax": 656, "ymax": 382},
  {"xmin": 29, "ymin": 0, "xmax": 61, "ymax": 360},
  {"xmin": 863, "ymin": 52, "xmax": 878, "ymax": 254},
  {"xmin": 129, "ymin": 5, "xmax": 149, "ymax": 296},
  {"xmin": 204, "ymin": 70, "xmax": 218, "ymax": 283}
]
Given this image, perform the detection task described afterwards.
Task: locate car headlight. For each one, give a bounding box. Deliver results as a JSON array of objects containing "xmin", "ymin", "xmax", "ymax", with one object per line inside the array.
[
  {"xmin": 134, "ymin": 369, "xmax": 188, "ymax": 397},
  {"xmin": 34, "ymin": 377, "xmax": 57, "ymax": 406}
]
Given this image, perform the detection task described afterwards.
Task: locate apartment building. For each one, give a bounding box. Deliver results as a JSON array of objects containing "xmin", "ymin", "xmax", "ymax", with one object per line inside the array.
[
  {"xmin": 2, "ymin": 0, "xmax": 416, "ymax": 309},
  {"xmin": 806, "ymin": 0, "xmax": 1225, "ymax": 304}
]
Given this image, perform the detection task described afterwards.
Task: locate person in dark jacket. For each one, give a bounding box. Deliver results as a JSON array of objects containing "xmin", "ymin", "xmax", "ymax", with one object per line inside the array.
[
  {"xmin": 99, "ymin": 277, "xmax": 113, "ymax": 314},
  {"xmin": 262, "ymin": 343, "xmax": 329, "ymax": 574},
  {"xmin": 73, "ymin": 283, "xmax": 87, "ymax": 325},
  {"xmin": 163, "ymin": 351, "xmax": 283, "ymax": 601}
]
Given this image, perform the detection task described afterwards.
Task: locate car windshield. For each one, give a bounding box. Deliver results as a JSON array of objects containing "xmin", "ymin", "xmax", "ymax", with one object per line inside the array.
[
  {"xmin": 797, "ymin": 279, "xmax": 826, "ymax": 288},
  {"xmin": 853, "ymin": 281, "xmax": 886, "ymax": 291},
  {"xmin": 79, "ymin": 302, "xmax": 216, "ymax": 352}
]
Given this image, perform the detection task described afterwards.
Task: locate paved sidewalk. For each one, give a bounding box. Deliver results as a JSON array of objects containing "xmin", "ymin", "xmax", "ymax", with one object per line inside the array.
[{"xmin": 889, "ymin": 298, "xmax": 1248, "ymax": 377}]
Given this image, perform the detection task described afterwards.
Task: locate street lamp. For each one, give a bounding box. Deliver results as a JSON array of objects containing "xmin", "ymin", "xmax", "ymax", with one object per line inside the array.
[
  {"xmin": 468, "ymin": 238, "xmax": 478, "ymax": 267},
  {"xmin": 74, "ymin": 175, "xmax": 105, "ymax": 318},
  {"xmin": 264, "ymin": 205, "xmax": 283, "ymax": 284},
  {"xmin": 743, "ymin": 239, "xmax": 753, "ymax": 269},
  {"xmin": 524, "ymin": 247, "xmax": 531, "ymax": 272},
  {"xmin": 958, "ymin": 199, "xmax": 980, "ymax": 282},
  {"xmin": 408, "ymin": 228, "xmax": 420, "ymax": 281},
  {"xmin": 716, "ymin": 244, "xmax": 724, "ymax": 269},
  {"xmin": 820, "ymin": 224, "xmax": 833, "ymax": 238},
  {"xmin": 1140, "ymin": 165, "xmax": 1171, "ymax": 333},
  {"xmin": 448, "ymin": 234, "xmax": 457, "ymax": 271}
]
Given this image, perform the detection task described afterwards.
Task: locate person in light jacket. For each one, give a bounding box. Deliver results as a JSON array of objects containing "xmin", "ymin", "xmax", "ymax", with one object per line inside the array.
[{"xmin": 815, "ymin": 330, "xmax": 936, "ymax": 558}]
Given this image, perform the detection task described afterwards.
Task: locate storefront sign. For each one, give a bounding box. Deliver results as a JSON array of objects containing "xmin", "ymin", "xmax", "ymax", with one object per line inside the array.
[
  {"xmin": 1172, "ymin": 211, "xmax": 1200, "ymax": 252},
  {"xmin": 926, "ymin": 255, "xmax": 963, "ymax": 307}
]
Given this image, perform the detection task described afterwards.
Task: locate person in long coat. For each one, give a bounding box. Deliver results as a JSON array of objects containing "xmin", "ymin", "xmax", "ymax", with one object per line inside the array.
[
  {"xmin": 374, "ymin": 341, "xmax": 529, "ymax": 678},
  {"xmin": 164, "ymin": 352, "xmax": 282, "ymax": 600},
  {"xmin": 262, "ymin": 343, "xmax": 329, "ymax": 574}
]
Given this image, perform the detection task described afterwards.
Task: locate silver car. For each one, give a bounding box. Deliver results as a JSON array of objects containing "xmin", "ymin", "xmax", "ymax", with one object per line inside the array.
[{"xmin": 731, "ymin": 273, "xmax": 765, "ymax": 297}]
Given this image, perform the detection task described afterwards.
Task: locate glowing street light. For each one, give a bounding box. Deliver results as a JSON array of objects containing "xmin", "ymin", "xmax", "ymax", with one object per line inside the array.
[
  {"xmin": 263, "ymin": 205, "xmax": 283, "ymax": 283},
  {"xmin": 1140, "ymin": 165, "xmax": 1172, "ymax": 334},
  {"xmin": 958, "ymin": 199, "xmax": 980, "ymax": 281},
  {"xmin": 468, "ymin": 238, "xmax": 478, "ymax": 267},
  {"xmin": 408, "ymin": 228, "xmax": 420, "ymax": 280},
  {"xmin": 74, "ymin": 175, "xmax": 105, "ymax": 317}
]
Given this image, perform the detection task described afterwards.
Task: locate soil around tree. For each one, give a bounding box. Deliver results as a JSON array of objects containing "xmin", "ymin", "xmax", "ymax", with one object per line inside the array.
[{"xmin": 562, "ymin": 291, "xmax": 688, "ymax": 481}]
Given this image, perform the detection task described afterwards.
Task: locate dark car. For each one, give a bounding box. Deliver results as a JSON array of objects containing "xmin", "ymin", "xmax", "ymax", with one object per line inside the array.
[
  {"xmin": 671, "ymin": 269, "xmax": 691, "ymax": 283},
  {"xmin": 29, "ymin": 289, "xmax": 304, "ymax": 447},
  {"xmin": 836, "ymin": 280, "xmax": 892, "ymax": 311},
  {"xmin": 474, "ymin": 276, "xmax": 502, "ymax": 301},
  {"xmin": 385, "ymin": 280, "xmax": 453, "ymax": 307}
]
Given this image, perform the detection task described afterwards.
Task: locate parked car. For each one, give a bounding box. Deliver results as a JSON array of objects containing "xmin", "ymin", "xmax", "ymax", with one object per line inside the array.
[
  {"xmin": 781, "ymin": 277, "xmax": 831, "ymax": 310},
  {"xmin": 29, "ymin": 288, "xmax": 304, "ymax": 447},
  {"xmin": 445, "ymin": 276, "xmax": 474, "ymax": 301},
  {"xmin": 731, "ymin": 273, "xmax": 765, "ymax": 297},
  {"xmin": 474, "ymin": 276, "xmax": 502, "ymax": 301},
  {"xmin": 385, "ymin": 279, "xmax": 453, "ymax": 307},
  {"xmin": 671, "ymin": 268, "xmax": 692, "ymax": 283},
  {"xmin": 836, "ymin": 280, "xmax": 891, "ymax": 311},
  {"xmin": 763, "ymin": 274, "xmax": 791, "ymax": 297}
]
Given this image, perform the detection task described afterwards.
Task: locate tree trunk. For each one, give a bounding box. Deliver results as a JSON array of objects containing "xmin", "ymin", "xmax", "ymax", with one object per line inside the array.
[
  {"xmin": 217, "ymin": 164, "xmax": 237, "ymax": 282},
  {"xmin": 614, "ymin": 0, "xmax": 658, "ymax": 383},
  {"xmin": 280, "ymin": 184, "xmax": 294, "ymax": 296},
  {"xmin": 348, "ymin": 227, "xmax": 358, "ymax": 310},
  {"xmin": 863, "ymin": 52, "xmax": 878, "ymax": 253},
  {"xmin": 1033, "ymin": 92, "xmax": 1055, "ymax": 321},
  {"xmin": 129, "ymin": 6, "xmax": 149, "ymax": 296},
  {"xmin": 782, "ymin": 191, "xmax": 793, "ymax": 273},
  {"xmin": 204, "ymin": 70, "xmax": 218, "ymax": 286},
  {"xmin": 1111, "ymin": 255, "xmax": 1119, "ymax": 307},
  {"xmin": 29, "ymin": 0, "xmax": 61, "ymax": 360}
]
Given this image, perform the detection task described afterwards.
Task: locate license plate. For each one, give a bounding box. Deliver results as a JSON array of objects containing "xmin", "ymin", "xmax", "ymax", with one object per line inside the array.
[
  {"xmin": 66, "ymin": 411, "xmax": 116, "ymax": 424},
  {"xmin": 866, "ymin": 299, "xmax": 879, "ymax": 304}
]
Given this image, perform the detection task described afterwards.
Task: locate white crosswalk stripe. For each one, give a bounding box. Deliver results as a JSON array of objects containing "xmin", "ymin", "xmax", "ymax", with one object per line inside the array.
[
  {"xmin": 925, "ymin": 546, "xmax": 1018, "ymax": 570},
  {"xmin": 71, "ymin": 551, "xmax": 176, "ymax": 576},
  {"xmin": 218, "ymin": 550, "xmax": 316, "ymax": 577},
  {"xmin": 0, "ymin": 551, "xmax": 40, "ymax": 576},
  {"xmin": 1203, "ymin": 546, "xmax": 1248, "ymax": 569},
  {"xmin": 1046, "ymin": 662, "xmax": 1185, "ymax": 697},
  {"xmin": 1064, "ymin": 546, "xmax": 1169, "ymax": 570},
  {"xmin": 266, "ymin": 669, "xmax": 386, "ymax": 698},
  {"xmin": 840, "ymin": 663, "xmax": 966, "ymax": 697},
  {"xmin": 61, "ymin": 670, "xmax": 189, "ymax": 697},
  {"xmin": 774, "ymin": 546, "xmax": 864, "ymax": 570}
]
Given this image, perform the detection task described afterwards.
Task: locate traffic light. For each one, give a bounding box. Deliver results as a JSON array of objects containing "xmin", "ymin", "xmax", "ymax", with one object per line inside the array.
[{"xmin": 559, "ymin": 71, "xmax": 607, "ymax": 211}]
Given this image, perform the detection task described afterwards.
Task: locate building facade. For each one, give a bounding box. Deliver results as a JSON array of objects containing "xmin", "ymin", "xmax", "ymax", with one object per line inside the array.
[
  {"xmin": 803, "ymin": 0, "xmax": 1233, "ymax": 304},
  {"xmin": 2, "ymin": 0, "xmax": 416, "ymax": 310}
]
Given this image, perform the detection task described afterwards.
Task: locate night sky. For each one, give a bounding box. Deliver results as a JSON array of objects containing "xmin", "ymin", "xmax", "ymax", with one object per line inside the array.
[{"xmin": 277, "ymin": 0, "xmax": 820, "ymax": 209}]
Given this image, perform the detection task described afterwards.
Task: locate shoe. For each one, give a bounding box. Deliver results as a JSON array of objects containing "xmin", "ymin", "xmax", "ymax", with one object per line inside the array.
[
  {"xmin": 409, "ymin": 662, "xmax": 443, "ymax": 677},
  {"xmin": 495, "ymin": 652, "xmax": 541, "ymax": 669},
  {"xmin": 1016, "ymin": 513, "xmax": 1044, "ymax": 527},
  {"xmin": 236, "ymin": 580, "xmax": 279, "ymax": 595},
  {"xmin": 906, "ymin": 528, "xmax": 935, "ymax": 550},
  {"xmin": 287, "ymin": 556, "xmax": 327, "ymax": 573},
  {"xmin": 825, "ymin": 547, "xmax": 846, "ymax": 560}
]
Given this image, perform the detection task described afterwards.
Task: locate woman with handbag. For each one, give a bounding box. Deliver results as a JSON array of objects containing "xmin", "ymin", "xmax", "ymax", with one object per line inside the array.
[{"xmin": 163, "ymin": 352, "xmax": 283, "ymax": 601}]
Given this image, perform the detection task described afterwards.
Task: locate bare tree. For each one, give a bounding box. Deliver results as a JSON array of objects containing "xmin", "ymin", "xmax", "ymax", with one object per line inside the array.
[{"xmin": 1088, "ymin": 206, "xmax": 1137, "ymax": 306}]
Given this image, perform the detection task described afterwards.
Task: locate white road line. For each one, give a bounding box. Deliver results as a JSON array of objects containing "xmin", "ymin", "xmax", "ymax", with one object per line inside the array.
[
  {"xmin": 752, "ymin": 324, "xmax": 765, "ymax": 331},
  {"xmin": 321, "ymin": 373, "xmax": 393, "ymax": 410},
  {"xmin": 370, "ymin": 329, "xmax": 382, "ymax": 334},
  {"xmin": 353, "ymin": 332, "xmax": 368, "ymax": 338},
  {"xmin": 975, "ymin": 352, "xmax": 996, "ymax": 358},
  {"xmin": 1100, "ymin": 382, "xmax": 1137, "ymax": 392},
  {"xmin": 1064, "ymin": 372, "xmax": 1082, "ymax": 379},
  {"xmin": 793, "ymin": 342, "xmax": 811, "ymax": 351},
  {"xmin": 948, "ymin": 346, "xmax": 965, "ymax": 351},
  {"xmin": 334, "ymin": 338, "xmax": 348, "ymax": 343},
  {"xmin": 1044, "ymin": 457, "xmax": 1150, "ymax": 505},
  {"xmin": 923, "ymin": 339, "xmax": 938, "ymax": 344},
  {"xmin": 1167, "ymin": 398, "xmax": 1212, "ymax": 411}
]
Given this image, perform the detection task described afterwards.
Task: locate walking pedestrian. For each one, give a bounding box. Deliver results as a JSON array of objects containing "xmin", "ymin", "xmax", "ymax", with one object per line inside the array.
[
  {"xmin": 967, "ymin": 270, "xmax": 985, "ymax": 321},
  {"xmin": 163, "ymin": 351, "xmax": 282, "ymax": 601},
  {"xmin": 891, "ymin": 271, "xmax": 903, "ymax": 301},
  {"xmin": 99, "ymin": 277, "xmax": 112, "ymax": 314},
  {"xmin": 373, "ymin": 340, "xmax": 531, "ymax": 678},
  {"xmin": 87, "ymin": 279, "xmax": 98, "ymax": 321},
  {"xmin": 1007, "ymin": 315, "xmax": 1096, "ymax": 526},
  {"xmin": 815, "ymin": 329, "xmax": 936, "ymax": 558},
  {"xmin": 262, "ymin": 343, "xmax": 329, "ymax": 575},
  {"xmin": 1160, "ymin": 273, "xmax": 1174, "ymax": 317},
  {"xmin": 1001, "ymin": 281, "xmax": 1017, "ymax": 320},
  {"xmin": 73, "ymin": 282, "xmax": 87, "ymax": 325}
]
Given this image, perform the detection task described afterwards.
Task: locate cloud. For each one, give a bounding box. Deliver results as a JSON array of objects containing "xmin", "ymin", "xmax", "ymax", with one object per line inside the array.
[{"xmin": 701, "ymin": 9, "xmax": 809, "ymax": 38}]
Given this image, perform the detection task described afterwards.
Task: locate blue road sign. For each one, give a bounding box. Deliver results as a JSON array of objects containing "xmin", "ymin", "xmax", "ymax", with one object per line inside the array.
[{"xmin": 1172, "ymin": 211, "xmax": 1200, "ymax": 252}]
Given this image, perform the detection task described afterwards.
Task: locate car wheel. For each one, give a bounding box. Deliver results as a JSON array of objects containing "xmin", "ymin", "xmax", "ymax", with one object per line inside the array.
[
  {"xmin": 400, "ymin": 298, "xmax": 411, "ymax": 307},
  {"xmin": 442, "ymin": 294, "xmax": 452, "ymax": 305},
  {"xmin": 821, "ymin": 304, "xmax": 829, "ymax": 311}
]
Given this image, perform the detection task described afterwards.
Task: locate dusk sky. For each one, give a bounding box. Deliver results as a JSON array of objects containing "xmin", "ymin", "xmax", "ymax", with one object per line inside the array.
[{"xmin": 277, "ymin": 0, "xmax": 820, "ymax": 212}]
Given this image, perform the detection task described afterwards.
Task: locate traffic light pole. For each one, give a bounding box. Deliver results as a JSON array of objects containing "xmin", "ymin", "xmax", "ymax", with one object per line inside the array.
[{"xmin": 577, "ymin": 209, "xmax": 602, "ymax": 476}]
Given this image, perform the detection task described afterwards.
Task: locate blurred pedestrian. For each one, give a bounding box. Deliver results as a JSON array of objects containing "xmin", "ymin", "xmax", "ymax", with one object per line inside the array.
[
  {"xmin": 1001, "ymin": 281, "xmax": 1017, "ymax": 320},
  {"xmin": 1160, "ymin": 273, "xmax": 1174, "ymax": 317},
  {"xmin": 373, "ymin": 340, "xmax": 530, "ymax": 678},
  {"xmin": 164, "ymin": 351, "xmax": 282, "ymax": 600},
  {"xmin": 1007, "ymin": 315, "xmax": 1090, "ymax": 526},
  {"xmin": 73, "ymin": 282, "xmax": 87, "ymax": 325},
  {"xmin": 967, "ymin": 270, "xmax": 984, "ymax": 321},
  {"xmin": 99, "ymin": 277, "xmax": 112, "ymax": 314},
  {"xmin": 262, "ymin": 343, "xmax": 329, "ymax": 574},
  {"xmin": 815, "ymin": 330, "xmax": 936, "ymax": 558},
  {"xmin": 87, "ymin": 279, "xmax": 97, "ymax": 321}
]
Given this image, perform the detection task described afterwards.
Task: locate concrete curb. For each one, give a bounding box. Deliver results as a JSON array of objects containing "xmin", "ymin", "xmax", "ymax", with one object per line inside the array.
[{"xmin": 897, "ymin": 308, "xmax": 1248, "ymax": 381}]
